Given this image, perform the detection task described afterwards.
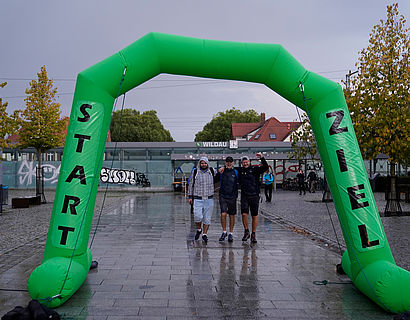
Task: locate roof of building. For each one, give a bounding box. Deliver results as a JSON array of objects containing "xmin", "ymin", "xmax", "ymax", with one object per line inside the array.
[
  {"xmin": 232, "ymin": 115, "xmax": 301, "ymax": 142},
  {"xmin": 231, "ymin": 122, "xmax": 262, "ymax": 138}
]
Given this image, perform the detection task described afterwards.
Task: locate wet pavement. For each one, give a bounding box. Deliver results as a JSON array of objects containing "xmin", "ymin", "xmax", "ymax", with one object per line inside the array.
[{"xmin": 0, "ymin": 191, "xmax": 406, "ymax": 319}]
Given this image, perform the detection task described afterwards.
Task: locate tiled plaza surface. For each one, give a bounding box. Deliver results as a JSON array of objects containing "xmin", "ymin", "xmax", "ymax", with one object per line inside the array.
[{"xmin": 0, "ymin": 191, "xmax": 406, "ymax": 319}]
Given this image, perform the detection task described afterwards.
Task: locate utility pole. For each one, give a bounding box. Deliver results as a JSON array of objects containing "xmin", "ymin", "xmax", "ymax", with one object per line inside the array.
[{"xmin": 345, "ymin": 70, "xmax": 358, "ymax": 90}]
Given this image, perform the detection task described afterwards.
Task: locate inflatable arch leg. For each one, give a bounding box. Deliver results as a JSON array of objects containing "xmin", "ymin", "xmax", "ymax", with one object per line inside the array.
[{"xmin": 27, "ymin": 33, "xmax": 410, "ymax": 313}]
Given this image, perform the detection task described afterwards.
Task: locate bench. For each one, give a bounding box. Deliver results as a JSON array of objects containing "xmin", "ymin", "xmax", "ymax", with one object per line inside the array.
[{"xmin": 12, "ymin": 196, "xmax": 41, "ymax": 208}]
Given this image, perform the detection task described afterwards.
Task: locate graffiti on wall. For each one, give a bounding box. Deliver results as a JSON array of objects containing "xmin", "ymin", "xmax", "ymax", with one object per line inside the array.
[
  {"xmin": 18, "ymin": 160, "xmax": 60, "ymax": 186},
  {"xmin": 16, "ymin": 161, "xmax": 150, "ymax": 188},
  {"xmin": 274, "ymin": 162, "xmax": 322, "ymax": 182},
  {"xmin": 100, "ymin": 167, "xmax": 150, "ymax": 187}
]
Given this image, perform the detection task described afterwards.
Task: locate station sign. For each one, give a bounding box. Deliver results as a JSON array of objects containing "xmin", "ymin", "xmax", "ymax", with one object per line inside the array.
[{"xmin": 196, "ymin": 141, "xmax": 238, "ymax": 149}]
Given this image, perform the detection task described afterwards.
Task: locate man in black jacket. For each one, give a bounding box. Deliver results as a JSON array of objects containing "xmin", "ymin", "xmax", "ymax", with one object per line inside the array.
[
  {"xmin": 237, "ymin": 153, "xmax": 268, "ymax": 243},
  {"xmin": 215, "ymin": 156, "xmax": 238, "ymax": 242},
  {"xmin": 219, "ymin": 153, "xmax": 268, "ymax": 243}
]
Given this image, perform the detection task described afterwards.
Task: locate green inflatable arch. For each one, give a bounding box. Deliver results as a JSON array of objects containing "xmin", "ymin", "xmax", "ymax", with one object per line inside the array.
[{"xmin": 27, "ymin": 33, "xmax": 410, "ymax": 313}]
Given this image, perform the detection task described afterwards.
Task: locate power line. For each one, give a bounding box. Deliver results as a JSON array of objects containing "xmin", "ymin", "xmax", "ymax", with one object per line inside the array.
[
  {"xmin": 0, "ymin": 77, "xmax": 76, "ymax": 82},
  {"xmin": 0, "ymin": 77, "xmax": 227, "ymax": 83},
  {"xmin": 1, "ymin": 69, "xmax": 350, "ymax": 82},
  {"xmin": 1, "ymin": 69, "xmax": 348, "ymax": 99},
  {"xmin": 1, "ymin": 80, "xmax": 230, "ymax": 99},
  {"xmin": 1, "ymin": 92, "xmax": 74, "ymax": 99},
  {"xmin": 316, "ymin": 69, "xmax": 349, "ymax": 74}
]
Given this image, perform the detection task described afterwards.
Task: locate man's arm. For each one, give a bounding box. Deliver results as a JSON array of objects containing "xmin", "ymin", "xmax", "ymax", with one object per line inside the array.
[
  {"xmin": 256, "ymin": 153, "xmax": 269, "ymax": 174},
  {"xmin": 187, "ymin": 171, "xmax": 195, "ymax": 204},
  {"xmin": 214, "ymin": 170, "xmax": 221, "ymax": 183}
]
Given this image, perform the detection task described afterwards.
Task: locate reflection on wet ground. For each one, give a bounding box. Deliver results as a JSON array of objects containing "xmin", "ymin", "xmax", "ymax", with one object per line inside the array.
[{"xmin": 0, "ymin": 193, "xmax": 395, "ymax": 319}]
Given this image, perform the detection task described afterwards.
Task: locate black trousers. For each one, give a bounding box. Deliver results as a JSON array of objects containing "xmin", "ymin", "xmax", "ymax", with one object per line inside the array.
[
  {"xmin": 298, "ymin": 182, "xmax": 306, "ymax": 194},
  {"xmin": 265, "ymin": 184, "xmax": 272, "ymax": 202}
]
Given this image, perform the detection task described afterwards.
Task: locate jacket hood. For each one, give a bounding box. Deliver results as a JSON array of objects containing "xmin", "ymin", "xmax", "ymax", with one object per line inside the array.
[{"xmin": 198, "ymin": 156, "xmax": 210, "ymax": 169}]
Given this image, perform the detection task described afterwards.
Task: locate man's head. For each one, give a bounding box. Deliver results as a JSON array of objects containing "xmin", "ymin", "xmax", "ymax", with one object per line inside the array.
[
  {"xmin": 241, "ymin": 156, "xmax": 250, "ymax": 168},
  {"xmin": 199, "ymin": 156, "xmax": 209, "ymax": 170},
  {"xmin": 200, "ymin": 160, "xmax": 208, "ymax": 170},
  {"xmin": 225, "ymin": 156, "xmax": 234, "ymax": 168}
]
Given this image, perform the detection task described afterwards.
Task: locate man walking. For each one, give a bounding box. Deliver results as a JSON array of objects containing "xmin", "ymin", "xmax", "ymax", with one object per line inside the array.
[
  {"xmin": 307, "ymin": 170, "xmax": 317, "ymax": 193},
  {"xmin": 237, "ymin": 153, "xmax": 268, "ymax": 243},
  {"xmin": 296, "ymin": 169, "xmax": 306, "ymax": 195},
  {"xmin": 188, "ymin": 156, "xmax": 215, "ymax": 244},
  {"xmin": 215, "ymin": 156, "xmax": 239, "ymax": 243}
]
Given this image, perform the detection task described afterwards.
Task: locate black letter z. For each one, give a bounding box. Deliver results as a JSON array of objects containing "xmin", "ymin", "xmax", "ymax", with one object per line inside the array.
[{"xmin": 326, "ymin": 110, "xmax": 348, "ymax": 135}]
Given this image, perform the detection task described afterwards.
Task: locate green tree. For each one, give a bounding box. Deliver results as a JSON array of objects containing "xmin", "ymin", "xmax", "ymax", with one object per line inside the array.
[
  {"xmin": 343, "ymin": 3, "xmax": 409, "ymax": 213},
  {"xmin": 0, "ymin": 82, "xmax": 19, "ymax": 152},
  {"xmin": 344, "ymin": 3, "xmax": 409, "ymax": 171},
  {"xmin": 289, "ymin": 113, "xmax": 317, "ymax": 161},
  {"xmin": 195, "ymin": 107, "xmax": 260, "ymax": 141},
  {"xmin": 18, "ymin": 66, "xmax": 65, "ymax": 199},
  {"xmin": 110, "ymin": 109, "xmax": 174, "ymax": 142}
]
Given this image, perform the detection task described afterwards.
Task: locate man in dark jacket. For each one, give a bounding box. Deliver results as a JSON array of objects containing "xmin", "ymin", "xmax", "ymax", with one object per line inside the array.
[
  {"xmin": 215, "ymin": 156, "xmax": 238, "ymax": 242},
  {"xmin": 307, "ymin": 170, "xmax": 317, "ymax": 193},
  {"xmin": 237, "ymin": 153, "xmax": 268, "ymax": 243},
  {"xmin": 296, "ymin": 169, "xmax": 306, "ymax": 195}
]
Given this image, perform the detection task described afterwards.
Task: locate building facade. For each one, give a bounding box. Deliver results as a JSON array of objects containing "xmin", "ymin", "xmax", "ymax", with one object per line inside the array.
[{"xmin": 0, "ymin": 141, "xmax": 402, "ymax": 190}]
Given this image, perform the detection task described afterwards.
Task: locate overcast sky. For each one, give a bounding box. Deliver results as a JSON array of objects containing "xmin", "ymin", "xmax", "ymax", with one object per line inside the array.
[{"xmin": 1, "ymin": 1, "xmax": 408, "ymax": 141}]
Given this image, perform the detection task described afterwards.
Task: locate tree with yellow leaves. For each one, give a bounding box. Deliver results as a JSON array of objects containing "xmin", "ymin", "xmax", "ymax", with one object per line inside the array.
[
  {"xmin": 344, "ymin": 3, "xmax": 409, "ymax": 173},
  {"xmin": 344, "ymin": 3, "xmax": 409, "ymax": 214},
  {"xmin": 0, "ymin": 82, "xmax": 19, "ymax": 153},
  {"xmin": 18, "ymin": 66, "xmax": 65, "ymax": 201}
]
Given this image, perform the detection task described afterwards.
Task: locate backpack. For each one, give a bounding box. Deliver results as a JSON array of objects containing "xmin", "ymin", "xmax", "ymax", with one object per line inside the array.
[{"xmin": 264, "ymin": 172, "xmax": 273, "ymax": 184}]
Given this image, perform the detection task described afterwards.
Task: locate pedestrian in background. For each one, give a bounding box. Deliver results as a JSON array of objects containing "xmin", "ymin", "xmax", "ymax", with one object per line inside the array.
[
  {"xmin": 188, "ymin": 156, "xmax": 215, "ymax": 244},
  {"xmin": 263, "ymin": 168, "xmax": 274, "ymax": 202},
  {"xmin": 296, "ymin": 169, "xmax": 306, "ymax": 195},
  {"xmin": 215, "ymin": 156, "xmax": 239, "ymax": 243},
  {"xmin": 308, "ymin": 170, "xmax": 317, "ymax": 193}
]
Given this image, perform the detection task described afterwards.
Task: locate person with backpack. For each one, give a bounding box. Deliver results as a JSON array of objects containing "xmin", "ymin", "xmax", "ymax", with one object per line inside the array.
[
  {"xmin": 263, "ymin": 168, "xmax": 274, "ymax": 202},
  {"xmin": 187, "ymin": 156, "xmax": 215, "ymax": 244},
  {"xmin": 214, "ymin": 156, "xmax": 239, "ymax": 243}
]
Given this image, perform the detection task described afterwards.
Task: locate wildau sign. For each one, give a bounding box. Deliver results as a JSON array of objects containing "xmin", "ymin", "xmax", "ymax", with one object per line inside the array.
[{"xmin": 196, "ymin": 142, "xmax": 227, "ymax": 148}]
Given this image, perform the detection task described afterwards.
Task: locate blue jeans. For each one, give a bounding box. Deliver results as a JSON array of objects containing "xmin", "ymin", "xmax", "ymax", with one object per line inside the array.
[{"xmin": 193, "ymin": 199, "xmax": 214, "ymax": 225}]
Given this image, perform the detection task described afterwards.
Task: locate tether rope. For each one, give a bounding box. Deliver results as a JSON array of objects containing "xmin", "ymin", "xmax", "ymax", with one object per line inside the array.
[{"xmin": 89, "ymin": 69, "xmax": 128, "ymax": 249}]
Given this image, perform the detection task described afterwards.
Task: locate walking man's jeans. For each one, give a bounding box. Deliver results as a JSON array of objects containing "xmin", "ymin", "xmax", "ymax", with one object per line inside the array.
[{"xmin": 193, "ymin": 198, "xmax": 214, "ymax": 225}]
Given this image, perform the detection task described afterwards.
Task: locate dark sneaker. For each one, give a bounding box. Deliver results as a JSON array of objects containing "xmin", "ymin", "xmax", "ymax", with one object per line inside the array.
[
  {"xmin": 242, "ymin": 230, "xmax": 250, "ymax": 241},
  {"xmin": 228, "ymin": 234, "xmax": 233, "ymax": 242},
  {"xmin": 251, "ymin": 232, "xmax": 257, "ymax": 244},
  {"xmin": 195, "ymin": 229, "xmax": 202, "ymax": 240},
  {"xmin": 202, "ymin": 234, "xmax": 208, "ymax": 244},
  {"xmin": 219, "ymin": 232, "xmax": 227, "ymax": 242}
]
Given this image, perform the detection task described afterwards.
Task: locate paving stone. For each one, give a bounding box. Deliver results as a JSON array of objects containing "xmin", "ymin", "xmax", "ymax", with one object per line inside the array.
[{"xmin": 0, "ymin": 191, "xmax": 399, "ymax": 319}]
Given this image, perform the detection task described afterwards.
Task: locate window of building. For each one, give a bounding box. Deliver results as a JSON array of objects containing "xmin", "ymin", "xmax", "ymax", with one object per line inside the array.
[
  {"xmin": 254, "ymin": 134, "xmax": 260, "ymax": 140},
  {"xmin": 269, "ymin": 133, "xmax": 276, "ymax": 140}
]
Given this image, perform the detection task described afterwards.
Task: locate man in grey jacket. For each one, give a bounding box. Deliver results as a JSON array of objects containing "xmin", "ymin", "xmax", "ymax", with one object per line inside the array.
[{"xmin": 188, "ymin": 156, "xmax": 215, "ymax": 244}]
